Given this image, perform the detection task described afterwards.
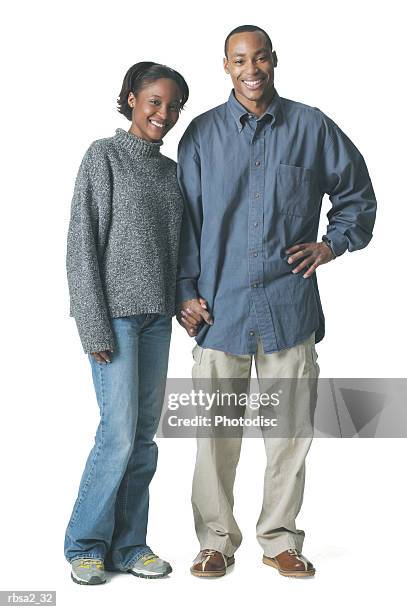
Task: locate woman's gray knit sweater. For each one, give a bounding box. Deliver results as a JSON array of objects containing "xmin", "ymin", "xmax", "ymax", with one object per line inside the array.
[{"xmin": 66, "ymin": 128, "xmax": 183, "ymax": 354}]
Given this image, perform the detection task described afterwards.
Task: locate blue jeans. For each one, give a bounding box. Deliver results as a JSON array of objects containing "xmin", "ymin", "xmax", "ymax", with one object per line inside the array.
[{"xmin": 64, "ymin": 314, "xmax": 172, "ymax": 571}]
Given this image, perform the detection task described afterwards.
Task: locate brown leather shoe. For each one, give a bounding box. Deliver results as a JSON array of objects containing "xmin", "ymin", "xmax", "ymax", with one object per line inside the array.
[
  {"xmin": 263, "ymin": 548, "xmax": 315, "ymax": 578},
  {"xmin": 191, "ymin": 549, "xmax": 235, "ymax": 577}
]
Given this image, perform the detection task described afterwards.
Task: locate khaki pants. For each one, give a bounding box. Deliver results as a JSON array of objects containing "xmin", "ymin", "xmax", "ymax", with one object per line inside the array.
[{"xmin": 191, "ymin": 333, "xmax": 319, "ymax": 558}]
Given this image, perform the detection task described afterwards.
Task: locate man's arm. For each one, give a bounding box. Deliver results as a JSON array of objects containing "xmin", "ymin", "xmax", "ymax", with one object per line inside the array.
[
  {"xmin": 286, "ymin": 115, "xmax": 377, "ymax": 276},
  {"xmin": 176, "ymin": 122, "xmax": 212, "ymax": 335},
  {"xmin": 319, "ymin": 115, "xmax": 377, "ymax": 257}
]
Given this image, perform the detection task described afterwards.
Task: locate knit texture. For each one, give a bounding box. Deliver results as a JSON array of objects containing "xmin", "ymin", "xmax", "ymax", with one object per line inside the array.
[{"xmin": 66, "ymin": 128, "xmax": 183, "ymax": 354}]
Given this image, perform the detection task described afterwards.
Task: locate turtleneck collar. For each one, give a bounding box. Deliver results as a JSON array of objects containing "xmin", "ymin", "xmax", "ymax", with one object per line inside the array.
[{"xmin": 114, "ymin": 128, "xmax": 162, "ymax": 158}]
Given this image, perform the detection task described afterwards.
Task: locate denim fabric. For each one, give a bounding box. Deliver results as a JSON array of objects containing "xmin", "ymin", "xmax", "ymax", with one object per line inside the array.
[
  {"xmin": 64, "ymin": 314, "xmax": 172, "ymax": 571},
  {"xmin": 176, "ymin": 89, "xmax": 377, "ymax": 355}
]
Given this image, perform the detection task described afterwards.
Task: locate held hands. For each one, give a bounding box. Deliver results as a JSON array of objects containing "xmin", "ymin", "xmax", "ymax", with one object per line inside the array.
[
  {"xmin": 91, "ymin": 350, "xmax": 114, "ymax": 364},
  {"xmin": 286, "ymin": 241, "xmax": 335, "ymax": 278},
  {"xmin": 91, "ymin": 298, "xmax": 215, "ymax": 359},
  {"xmin": 176, "ymin": 297, "xmax": 213, "ymax": 337}
]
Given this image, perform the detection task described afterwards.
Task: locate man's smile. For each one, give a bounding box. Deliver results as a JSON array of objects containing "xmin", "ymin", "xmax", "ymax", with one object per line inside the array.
[{"xmin": 241, "ymin": 77, "xmax": 266, "ymax": 90}]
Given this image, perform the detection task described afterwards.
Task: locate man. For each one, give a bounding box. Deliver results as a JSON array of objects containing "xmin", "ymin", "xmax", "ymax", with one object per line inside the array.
[{"xmin": 176, "ymin": 24, "xmax": 376, "ymax": 578}]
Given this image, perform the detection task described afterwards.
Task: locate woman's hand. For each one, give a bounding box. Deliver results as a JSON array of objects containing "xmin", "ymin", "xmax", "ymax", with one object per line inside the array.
[{"xmin": 91, "ymin": 350, "xmax": 114, "ymax": 364}]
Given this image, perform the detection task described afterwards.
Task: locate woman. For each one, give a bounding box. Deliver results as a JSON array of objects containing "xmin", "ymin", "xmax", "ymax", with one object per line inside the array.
[{"xmin": 64, "ymin": 62, "xmax": 188, "ymax": 585}]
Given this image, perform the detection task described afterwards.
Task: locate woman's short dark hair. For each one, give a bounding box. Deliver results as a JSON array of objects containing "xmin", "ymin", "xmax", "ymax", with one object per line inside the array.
[{"xmin": 117, "ymin": 62, "xmax": 189, "ymax": 121}]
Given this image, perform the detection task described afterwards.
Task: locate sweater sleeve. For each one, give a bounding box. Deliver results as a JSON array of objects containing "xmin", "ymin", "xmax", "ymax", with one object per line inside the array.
[{"xmin": 66, "ymin": 142, "xmax": 116, "ymax": 354}]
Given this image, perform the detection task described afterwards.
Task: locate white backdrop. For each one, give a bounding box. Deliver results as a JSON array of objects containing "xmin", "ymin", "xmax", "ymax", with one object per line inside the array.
[{"xmin": 1, "ymin": 0, "xmax": 406, "ymax": 610}]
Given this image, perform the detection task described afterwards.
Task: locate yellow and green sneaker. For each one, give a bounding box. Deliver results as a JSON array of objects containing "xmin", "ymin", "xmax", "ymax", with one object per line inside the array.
[
  {"xmin": 70, "ymin": 558, "xmax": 106, "ymax": 585},
  {"xmin": 128, "ymin": 553, "xmax": 172, "ymax": 579}
]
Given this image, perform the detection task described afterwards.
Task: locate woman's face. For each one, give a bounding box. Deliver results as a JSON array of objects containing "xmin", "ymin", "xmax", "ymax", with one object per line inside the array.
[{"xmin": 128, "ymin": 78, "xmax": 182, "ymax": 142}]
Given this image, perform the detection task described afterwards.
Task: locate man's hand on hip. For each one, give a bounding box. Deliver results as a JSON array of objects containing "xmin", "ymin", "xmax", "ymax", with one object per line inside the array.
[
  {"xmin": 176, "ymin": 297, "xmax": 213, "ymax": 337},
  {"xmin": 286, "ymin": 241, "xmax": 335, "ymax": 278}
]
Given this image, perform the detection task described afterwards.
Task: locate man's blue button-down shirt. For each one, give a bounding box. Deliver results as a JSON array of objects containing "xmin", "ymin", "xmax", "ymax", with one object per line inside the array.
[{"xmin": 176, "ymin": 89, "xmax": 377, "ymax": 355}]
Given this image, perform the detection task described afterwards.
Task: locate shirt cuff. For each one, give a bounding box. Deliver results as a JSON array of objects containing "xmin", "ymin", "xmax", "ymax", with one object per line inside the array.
[
  {"xmin": 176, "ymin": 279, "xmax": 199, "ymax": 305},
  {"xmin": 322, "ymin": 231, "xmax": 349, "ymax": 257}
]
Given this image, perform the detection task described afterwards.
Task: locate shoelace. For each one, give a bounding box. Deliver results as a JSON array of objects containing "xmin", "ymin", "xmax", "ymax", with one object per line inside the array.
[
  {"xmin": 286, "ymin": 549, "xmax": 310, "ymax": 569},
  {"xmin": 140, "ymin": 553, "xmax": 159, "ymax": 565},
  {"xmin": 201, "ymin": 549, "xmax": 227, "ymax": 570},
  {"xmin": 77, "ymin": 559, "xmax": 103, "ymax": 569}
]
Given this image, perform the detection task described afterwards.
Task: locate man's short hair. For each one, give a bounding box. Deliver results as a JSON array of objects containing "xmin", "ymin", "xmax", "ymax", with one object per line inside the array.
[{"xmin": 224, "ymin": 25, "xmax": 273, "ymax": 58}]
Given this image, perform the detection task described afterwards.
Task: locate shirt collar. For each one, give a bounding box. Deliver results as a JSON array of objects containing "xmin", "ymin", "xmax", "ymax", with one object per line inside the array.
[{"xmin": 227, "ymin": 88, "xmax": 281, "ymax": 132}]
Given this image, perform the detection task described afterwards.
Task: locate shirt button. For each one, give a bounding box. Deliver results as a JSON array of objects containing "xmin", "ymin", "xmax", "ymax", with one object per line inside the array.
[
  {"xmin": 253, "ymin": 252, "xmax": 258, "ymax": 257},
  {"xmin": 249, "ymin": 331, "xmax": 255, "ymax": 336},
  {"xmin": 253, "ymin": 222, "xmax": 259, "ymax": 227},
  {"xmin": 255, "ymin": 192, "xmax": 261, "ymax": 199},
  {"xmin": 255, "ymin": 160, "xmax": 261, "ymax": 166},
  {"xmin": 252, "ymin": 283, "xmax": 258, "ymax": 288}
]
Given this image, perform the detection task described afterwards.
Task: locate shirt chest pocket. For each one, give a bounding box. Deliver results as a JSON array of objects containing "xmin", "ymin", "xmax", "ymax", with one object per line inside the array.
[{"xmin": 276, "ymin": 163, "xmax": 319, "ymax": 218}]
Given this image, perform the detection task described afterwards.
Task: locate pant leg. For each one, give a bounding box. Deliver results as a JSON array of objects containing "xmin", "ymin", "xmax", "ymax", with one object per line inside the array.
[
  {"xmin": 191, "ymin": 345, "xmax": 252, "ymax": 556},
  {"xmin": 254, "ymin": 333, "xmax": 319, "ymax": 558},
  {"xmin": 106, "ymin": 315, "xmax": 172, "ymax": 570},
  {"xmin": 64, "ymin": 316, "xmax": 143, "ymax": 563}
]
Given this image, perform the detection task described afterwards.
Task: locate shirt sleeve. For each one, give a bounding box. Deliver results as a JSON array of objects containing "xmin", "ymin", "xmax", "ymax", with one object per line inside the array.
[
  {"xmin": 176, "ymin": 122, "xmax": 203, "ymax": 304},
  {"xmin": 66, "ymin": 143, "xmax": 116, "ymax": 354},
  {"xmin": 319, "ymin": 116, "xmax": 377, "ymax": 257}
]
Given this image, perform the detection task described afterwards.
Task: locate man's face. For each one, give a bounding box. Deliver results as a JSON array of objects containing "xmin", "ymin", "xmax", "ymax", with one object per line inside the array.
[{"xmin": 223, "ymin": 31, "xmax": 275, "ymax": 104}]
